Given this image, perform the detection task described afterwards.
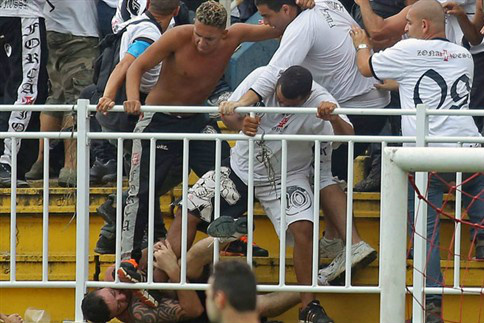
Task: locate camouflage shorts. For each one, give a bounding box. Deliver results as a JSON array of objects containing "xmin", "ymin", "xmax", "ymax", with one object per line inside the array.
[{"xmin": 44, "ymin": 31, "xmax": 99, "ymax": 119}]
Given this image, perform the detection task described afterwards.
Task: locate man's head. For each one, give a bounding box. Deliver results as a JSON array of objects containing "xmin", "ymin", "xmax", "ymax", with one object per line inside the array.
[
  {"xmin": 193, "ymin": 1, "xmax": 228, "ymax": 54},
  {"xmin": 205, "ymin": 261, "xmax": 257, "ymax": 323},
  {"xmin": 82, "ymin": 288, "xmax": 130, "ymax": 323},
  {"xmin": 404, "ymin": 0, "xmax": 445, "ymax": 39},
  {"xmin": 255, "ymin": 0, "xmax": 300, "ymax": 33},
  {"xmin": 275, "ymin": 65, "xmax": 313, "ymax": 107},
  {"xmin": 149, "ymin": 0, "xmax": 181, "ymax": 23}
]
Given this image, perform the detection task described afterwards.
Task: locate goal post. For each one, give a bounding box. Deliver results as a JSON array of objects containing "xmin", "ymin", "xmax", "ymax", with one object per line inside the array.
[{"xmin": 380, "ymin": 146, "xmax": 484, "ymax": 323}]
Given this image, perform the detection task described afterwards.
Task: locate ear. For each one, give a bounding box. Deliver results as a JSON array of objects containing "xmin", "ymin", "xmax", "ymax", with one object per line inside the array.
[
  {"xmin": 421, "ymin": 18, "xmax": 429, "ymax": 33},
  {"xmin": 281, "ymin": 4, "xmax": 290, "ymax": 14},
  {"xmin": 214, "ymin": 291, "xmax": 227, "ymax": 309},
  {"xmin": 222, "ymin": 29, "xmax": 229, "ymax": 39}
]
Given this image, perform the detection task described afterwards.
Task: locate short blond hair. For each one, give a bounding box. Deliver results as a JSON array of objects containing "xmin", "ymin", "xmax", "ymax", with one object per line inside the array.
[{"xmin": 195, "ymin": 1, "xmax": 227, "ymax": 29}]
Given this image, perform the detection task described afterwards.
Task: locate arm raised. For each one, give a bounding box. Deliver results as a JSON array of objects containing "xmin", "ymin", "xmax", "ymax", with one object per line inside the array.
[{"xmin": 229, "ymin": 22, "xmax": 282, "ymax": 43}]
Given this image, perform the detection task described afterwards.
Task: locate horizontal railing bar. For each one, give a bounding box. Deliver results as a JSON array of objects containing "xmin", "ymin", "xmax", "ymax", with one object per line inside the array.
[
  {"xmin": 407, "ymin": 287, "xmax": 484, "ymax": 295},
  {"xmin": 388, "ymin": 147, "xmax": 484, "ymax": 172},
  {"xmin": 0, "ymin": 105, "xmax": 75, "ymax": 112},
  {"xmin": 425, "ymin": 136, "xmax": 484, "ymax": 143},
  {"xmin": 0, "ymin": 132, "xmax": 76, "ymax": 139},
  {"xmin": 88, "ymin": 106, "xmax": 418, "ymax": 116},
  {"xmin": 88, "ymin": 132, "xmax": 416, "ymax": 143},
  {"xmin": 3, "ymin": 281, "xmax": 480, "ymax": 295},
  {"xmin": 86, "ymin": 281, "xmax": 381, "ymax": 293},
  {"xmin": 0, "ymin": 281, "xmax": 76, "ymax": 288}
]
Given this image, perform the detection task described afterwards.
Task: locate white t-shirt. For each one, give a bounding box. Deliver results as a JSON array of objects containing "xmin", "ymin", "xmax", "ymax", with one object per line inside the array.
[
  {"xmin": 250, "ymin": 0, "xmax": 390, "ymax": 108},
  {"xmin": 0, "ymin": 0, "xmax": 44, "ymax": 17},
  {"xmin": 119, "ymin": 13, "xmax": 163, "ymax": 93},
  {"xmin": 229, "ymin": 67, "xmax": 350, "ymax": 185},
  {"xmin": 44, "ymin": 0, "xmax": 99, "ymax": 37},
  {"xmin": 370, "ymin": 38, "xmax": 481, "ymax": 146}
]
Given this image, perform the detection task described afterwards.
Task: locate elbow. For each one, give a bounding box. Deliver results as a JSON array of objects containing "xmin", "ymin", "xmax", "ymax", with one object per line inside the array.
[
  {"xmin": 366, "ymin": 28, "xmax": 387, "ymax": 42},
  {"xmin": 358, "ymin": 65, "xmax": 373, "ymax": 78},
  {"xmin": 469, "ymin": 35, "xmax": 484, "ymax": 46}
]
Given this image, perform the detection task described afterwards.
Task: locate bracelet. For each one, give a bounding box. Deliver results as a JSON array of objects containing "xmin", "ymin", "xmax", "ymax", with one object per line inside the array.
[{"xmin": 356, "ymin": 43, "xmax": 369, "ymax": 51}]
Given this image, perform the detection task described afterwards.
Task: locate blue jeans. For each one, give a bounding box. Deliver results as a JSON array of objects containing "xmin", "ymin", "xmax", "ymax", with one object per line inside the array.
[{"xmin": 408, "ymin": 172, "xmax": 484, "ymax": 303}]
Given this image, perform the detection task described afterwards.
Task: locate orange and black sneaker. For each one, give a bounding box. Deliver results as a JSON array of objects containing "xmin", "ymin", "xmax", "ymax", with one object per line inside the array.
[
  {"xmin": 220, "ymin": 235, "xmax": 269, "ymax": 257},
  {"xmin": 117, "ymin": 259, "xmax": 144, "ymax": 283}
]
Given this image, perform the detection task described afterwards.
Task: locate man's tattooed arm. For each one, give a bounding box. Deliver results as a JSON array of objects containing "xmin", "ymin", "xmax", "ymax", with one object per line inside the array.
[{"xmin": 130, "ymin": 297, "xmax": 189, "ymax": 323}]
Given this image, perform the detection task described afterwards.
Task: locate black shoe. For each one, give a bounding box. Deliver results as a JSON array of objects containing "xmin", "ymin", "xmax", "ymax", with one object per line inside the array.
[
  {"xmin": 207, "ymin": 216, "xmax": 248, "ymax": 240},
  {"xmin": 97, "ymin": 195, "xmax": 117, "ymax": 225},
  {"xmin": 299, "ymin": 300, "xmax": 333, "ymax": 323},
  {"xmin": 221, "ymin": 236, "xmax": 269, "ymax": 257},
  {"xmin": 476, "ymin": 239, "xmax": 484, "ymax": 260},
  {"xmin": 94, "ymin": 233, "xmax": 115, "ymax": 254},
  {"xmin": 90, "ymin": 158, "xmax": 116, "ymax": 184},
  {"xmin": 354, "ymin": 164, "xmax": 381, "ymax": 192},
  {"xmin": 0, "ymin": 163, "xmax": 28, "ymax": 188}
]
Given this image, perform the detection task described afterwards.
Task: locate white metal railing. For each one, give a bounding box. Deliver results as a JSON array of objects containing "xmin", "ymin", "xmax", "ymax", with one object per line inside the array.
[{"xmin": 0, "ymin": 100, "xmax": 483, "ymax": 323}]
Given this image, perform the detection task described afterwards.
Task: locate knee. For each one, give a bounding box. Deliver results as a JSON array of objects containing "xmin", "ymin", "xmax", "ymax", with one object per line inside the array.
[{"xmin": 289, "ymin": 220, "xmax": 314, "ymax": 242}]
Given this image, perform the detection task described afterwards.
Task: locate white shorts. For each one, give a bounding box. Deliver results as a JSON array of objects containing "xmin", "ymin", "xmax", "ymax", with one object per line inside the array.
[
  {"xmin": 255, "ymin": 174, "xmax": 316, "ymax": 243},
  {"xmin": 315, "ymin": 142, "xmax": 337, "ymax": 189}
]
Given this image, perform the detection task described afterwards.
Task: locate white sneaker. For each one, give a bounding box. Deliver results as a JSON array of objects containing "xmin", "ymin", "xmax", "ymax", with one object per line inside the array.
[
  {"xmin": 318, "ymin": 241, "xmax": 377, "ymax": 285},
  {"xmin": 319, "ymin": 237, "xmax": 344, "ymax": 259}
]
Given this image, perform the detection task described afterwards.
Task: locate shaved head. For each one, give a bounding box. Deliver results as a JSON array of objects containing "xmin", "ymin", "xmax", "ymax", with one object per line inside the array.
[{"xmin": 405, "ymin": 0, "xmax": 445, "ymax": 39}]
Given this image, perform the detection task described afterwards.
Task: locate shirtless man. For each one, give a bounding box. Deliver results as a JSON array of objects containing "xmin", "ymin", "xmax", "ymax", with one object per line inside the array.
[{"xmin": 119, "ymin": 0, "xmax": 294, "ymax": 274}]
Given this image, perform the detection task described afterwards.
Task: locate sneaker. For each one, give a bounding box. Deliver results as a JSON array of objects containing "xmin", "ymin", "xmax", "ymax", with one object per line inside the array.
[
  {"xmin": 25, "ymin": 161, "xmax": 44, "ymax": 180},
  {"xmin": 0, "ymin": 163, "xmax": 28, "ymax": 188},
  {"xmin": 319, "ymin": 237, "xmax": 344, "ymax": 259},
  {"xmin": 207, "ymin": 216, "xmax": 248, "ymax": 242},
  {"xmin": 476, "ymin": 238, "xmax": 484, "ymax": 260},
  {"xmin": 318, "ymin": 241, "xmax": 377, "ymax": 285},
  {"xmin": 90, "ymin": 158, "xmax": 116, "ymax": 185},
  {"xmin": 354, "ymin": 164, "xmax": 381, "ymax": 192},
  {"xmin": 117, "ymin": 259, "xmax": 144, "ymax": 283},
  {"xmin": 117, "ymin": 259, "xmax": 160, "ymax": 308},
  {"xmin": 299, "ymin": 300, "xmax": 333, "ymax": 323},
  {"xmin": 58, "ymin": 167, "xmax": 76, "ymax": 187},
  {"xmin": 220, "ymin": 235, "xmax": 269, "ymax": 257}
]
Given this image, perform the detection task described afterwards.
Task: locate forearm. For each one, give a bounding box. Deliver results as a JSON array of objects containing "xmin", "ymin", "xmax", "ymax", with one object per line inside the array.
[
  {"xmin": 103, "ymin": 61, "xmax": 130, "ymax": 99},
  {"xmin": 458, "ymin": 14, "xmax": 483, "ymax": 45},
  {"xmin": 220, "ymin": 113, "xmax": 245, "ymax": 131},
  {"xmin": 358, "ymin": 0, "xmax": 386, "ymax": 38},
  {"xmin": 330, "ymin": 117, "xmax": 355, "ymax": 135},
  {"xmin": 356, "ymin": 50, "xmax": 373, "ymax": 77},
  {"xmin": 169, "ymin": 268, "xmax": 204, "ymax": 318},
  {"xmin": 125, "ymin": 62, "xmax": 144, "ymax": 101},
  {"xmin": 257, "ymin": 292, "xmax": 300, "ymax": 318}
]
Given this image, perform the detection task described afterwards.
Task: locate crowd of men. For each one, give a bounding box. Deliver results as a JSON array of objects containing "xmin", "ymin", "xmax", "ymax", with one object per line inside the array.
[{"xmin": 2, "ymin": 0, "xmax": 484, "ymax": 322}]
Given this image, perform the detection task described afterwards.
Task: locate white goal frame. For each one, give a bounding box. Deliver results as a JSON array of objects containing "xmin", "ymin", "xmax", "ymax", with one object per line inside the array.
[{"xmin": 380, "ymin": 146, "xmax": 484, "ymax": 323}]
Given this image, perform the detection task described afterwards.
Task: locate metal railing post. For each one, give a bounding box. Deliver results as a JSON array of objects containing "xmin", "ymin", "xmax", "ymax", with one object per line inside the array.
[
  {"xmin": 413, "ymin": 104, "xmax": 429, "ymax": 323},
  {"xmin": 75, "ymin": 99, "xmax": 90, "ymax": 323}
]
